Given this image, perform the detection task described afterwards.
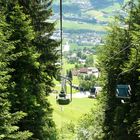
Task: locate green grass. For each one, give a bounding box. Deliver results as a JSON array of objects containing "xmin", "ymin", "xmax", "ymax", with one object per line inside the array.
[
  {"xmin": 72, "ymin": 76, "xmax": 79, "ymax": 85},
  {"xmin": 124, "ymin": 0, "xmax": 131, "ymax": 3},
  {"xmin": 48, "ymin": 95, "xmax": 97, "ymax": 128},
  {"xmin": 85, "ymin": 9, "xmax": 109, "ymax": 22},
  {"xmin": 86, "ymin": 9, "xmax": 103, "ymax": 17},
  {"xmin": 101, "ymin": 3, "xmax": 121, "ymax": 13},
  {"xmin": 56, "ymin": 20, "xmax": 106, "ymax": 32},
  {"xmin": 52, "ymin": 76, "xmax": 79, "ymax": 94}
]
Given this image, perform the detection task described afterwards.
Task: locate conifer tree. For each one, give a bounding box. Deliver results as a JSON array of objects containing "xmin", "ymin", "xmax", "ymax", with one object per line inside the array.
[
  {"xmin": 0, "ymin": 12, "xmax": 32, "ymax": 140},
  {"xmin": 18, "ymin": 0, "xmax": 59, "ymax": 139},
  {"xmin": 98, "ymin": 0, "xmax": 140, "ymax": 139},
  {"xmin": 2, "ymin": 0, "xmax": 59, "ymax": 139},
  {"xmin": 124, "ymin": 0, "xmax": 140, "ymax": 137}
]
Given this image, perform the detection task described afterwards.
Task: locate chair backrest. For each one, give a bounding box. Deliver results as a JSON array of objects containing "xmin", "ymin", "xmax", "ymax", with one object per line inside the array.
[
  {"xmin": 90, "ymin": 87, "xmax": 96, "ymax": 94},
  {"xmin": 59, "ymin": 91, "xmax": 66, "ymax": 97},
  {"xmin": 116, "ymin": 85, "xmax": 131, "ymax": 98}
]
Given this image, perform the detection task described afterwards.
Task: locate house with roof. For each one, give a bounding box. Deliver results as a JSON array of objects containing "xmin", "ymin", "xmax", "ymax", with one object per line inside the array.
[
  {"xmin": 78, "ymin": 67, "xmax": 88, "ymax": 74},
  {"xmin": 72, "ymin": 67, "xmax": 99, "ymax": 78},
  {"xmin": 87, "ymin": 67, "xmax": 99, "ymax": 78}
]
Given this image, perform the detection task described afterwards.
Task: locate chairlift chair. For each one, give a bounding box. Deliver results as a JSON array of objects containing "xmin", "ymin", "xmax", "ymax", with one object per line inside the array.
[
  {"xmin": 56, "ymin": 90, "xmax": 71, "ymax": 105},
  {"xmin": 56, "ymin": 76, "xmax": 72, "ymax": 105},
  {"xmin": 116, "ymin": 84, "xmax": 131, "ymax": 99},
  {"xmin": 56, "ymin": 0, "xmax": 73, "ymax": 105}
]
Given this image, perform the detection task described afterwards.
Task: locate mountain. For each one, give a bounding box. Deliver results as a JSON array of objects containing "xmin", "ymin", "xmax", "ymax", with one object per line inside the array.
[{"xmin": 51, "ymin": 0, "xmax": 130, "ymax": 49}]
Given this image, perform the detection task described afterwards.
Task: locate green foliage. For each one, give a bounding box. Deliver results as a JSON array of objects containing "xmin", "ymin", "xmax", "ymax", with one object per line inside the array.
[
  {"xmin": 66, "ymin": 69, "xmax": 73, "ymax": 80},
  {"xmin": 0, "ymin": 0, "xmax": 59, "ymax": 139},
  {"xmin": 86, "ymin": 55, "xmax": 95, "ymax": 67},
  {"xmin": 96, "ymin": 0, "xmax": 140, "ymax": 139},
  {"xmin": 0, "ymin": 12, "xmax": 32, "ymax": 139},
  {"xmin": 79, "ymin": 75, "xmax": 96, "ymax": 91},
  {"xmin": 16, "ymin": 0, "xmax": 59, "ymax": 139},
  {"xmin": 76, "ymin": 93, "xmax": 106, "ymax": 140},
  {"xmin": 57, "ymin": 122, "xmax": 76, "ymax": 140},
  {"xmin": 48, "ymin": 95, "xmax": 96, "ymax": 128},
  {"xmin": 48, "ymin": 95, "xmax": 97, "ymax": 139}
]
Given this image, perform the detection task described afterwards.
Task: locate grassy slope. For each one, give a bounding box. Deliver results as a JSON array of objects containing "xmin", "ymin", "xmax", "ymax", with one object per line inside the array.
[
  {"xmin": 56, "ymin": 20, "xmax": 106, "ymax": 31},
  {"xmin": 48, "ymin": 95, "xmax": 97, "ymax": 128},
  {"xmin": 84, "ymin": 3, "xmax": 123, "ymax": 24}
]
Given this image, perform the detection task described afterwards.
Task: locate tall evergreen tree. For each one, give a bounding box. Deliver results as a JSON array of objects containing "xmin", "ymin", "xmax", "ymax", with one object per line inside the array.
[
  {"xmin": 0, "ymin": 12, "xmax": 32, "ymax": 139},
  {"xmin": 17, "ymin": 0, "xmax": 59, "ymax": 139},
  {"xmin": 125, "ymin": 0, "xmax": 140, "ymax": 138},
  {"xmin": 2, "ymin": 0, "xmax": 59, "ymax": 139},
  {"xmin": 98, "ymin": 0, "xmax": 140, "ymax": 139}
]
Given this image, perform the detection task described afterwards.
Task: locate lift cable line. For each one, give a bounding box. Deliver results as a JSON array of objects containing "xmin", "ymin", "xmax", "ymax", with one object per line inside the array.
[
  {"xmin": 112, "ymin": 44, "xmax": 138, "ymax": 79},
  {"xmin": 60, "ymin": 0, "xmax": 63, "ymax": 91},
  {"xmin": 113, "ymin": 44, "xmax": 132, "ymax": 58},
  {"xmin": 116, "ymin": 44, "xmax": 138, "ymax": 80},
  {"xmin": 60, "ymin": 0, "xmax": 63, "ymax": 70},
  {"xmin": 56, "ymin": 0, "xmax": 72, "ymax": 105}
]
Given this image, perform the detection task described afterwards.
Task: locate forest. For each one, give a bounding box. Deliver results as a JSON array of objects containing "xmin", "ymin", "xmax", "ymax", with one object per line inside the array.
[{"xmin": 0, "ymin": 0, "xmax": 140, "ymax": 140}]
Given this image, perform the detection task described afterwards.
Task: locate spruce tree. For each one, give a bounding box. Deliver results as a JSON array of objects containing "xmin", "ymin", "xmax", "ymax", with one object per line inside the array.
[
  {"xmin": 2, "ymin": 1, "xmax": 44, "ymax": 139},
  {"xmin": 98, "ymin": 0, "xmax": 140, "ymax": 139},
  {"xmin": 0, "ymin": 12, "xmax": 32, "ymax": 140},
  {"xmin": 97, "ymin": 19, "xmax": 130, "ymax": 139},
  {"xmin": 124, "ymin": 0, "xmax": 140, "ymax": 138},
  {"xmin": 18, "ymin": 0, "xmax": 59, "ymax": 139},
  {"xmin": 3, "ymin": 0, "xmax": 59, "ymax": 139}
]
